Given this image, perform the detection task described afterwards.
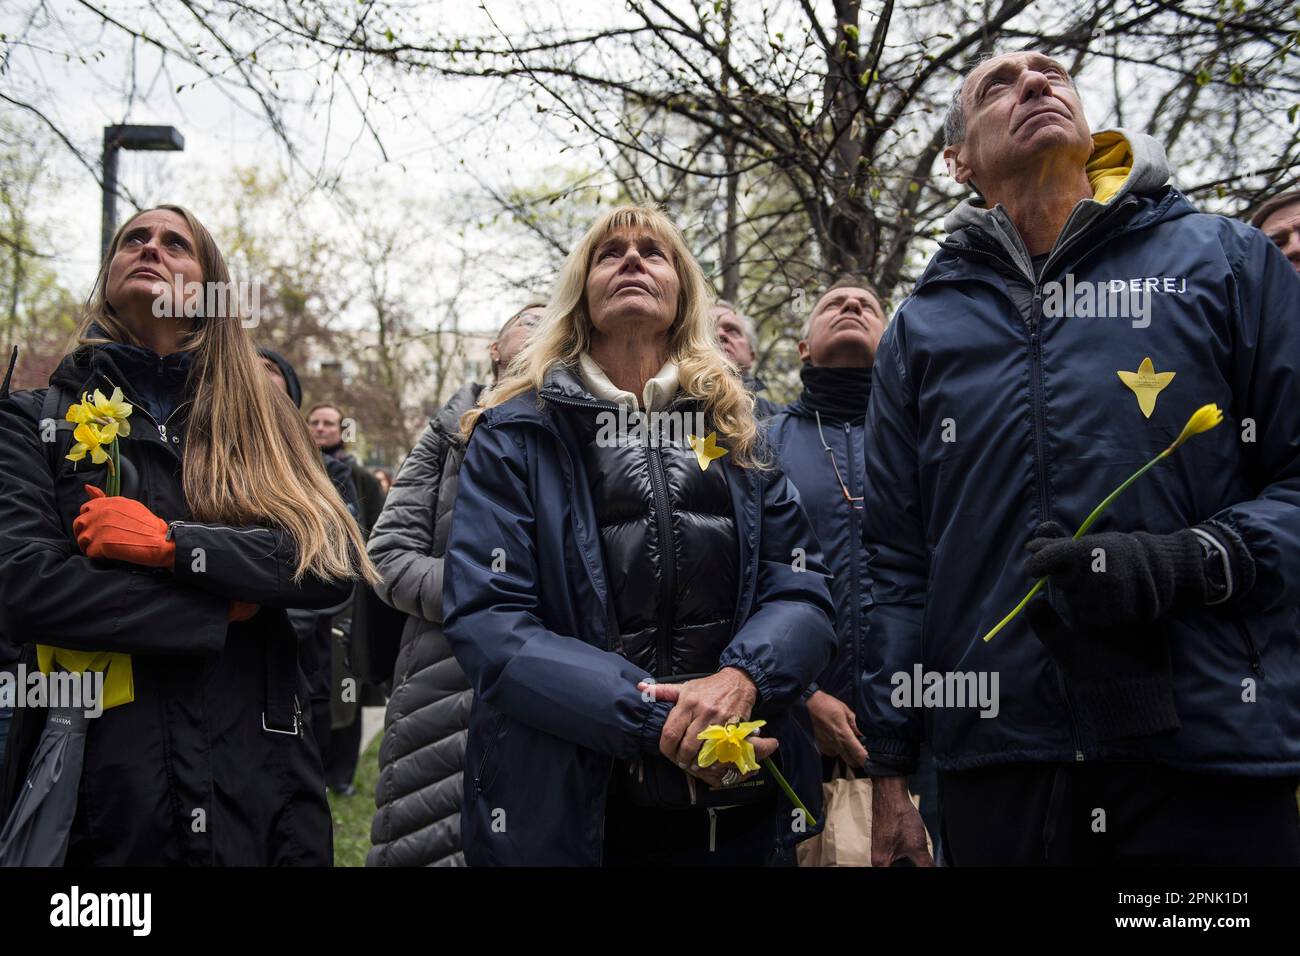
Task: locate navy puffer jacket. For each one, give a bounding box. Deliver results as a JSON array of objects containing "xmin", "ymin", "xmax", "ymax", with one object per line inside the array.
[{"xmin": 442, "ymin": 364, "xmax": 837, "ymax": 865}]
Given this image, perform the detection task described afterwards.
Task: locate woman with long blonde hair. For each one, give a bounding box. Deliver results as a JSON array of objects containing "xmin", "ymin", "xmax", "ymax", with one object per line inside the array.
[
  {"xmin": 445, "ymin": 204, "xmax": 836, "ymax": 866},
  {"xmin": 0, "ymin": 205, "xmax": 374, "ymax": 865}
]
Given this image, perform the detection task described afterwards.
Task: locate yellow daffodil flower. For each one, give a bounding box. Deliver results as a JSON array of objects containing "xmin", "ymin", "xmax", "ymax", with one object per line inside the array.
[
  {"xmin": 90, "ymin": 387, "xmax": 133, "ymax": 435},
  {"xmin": 66, "ymin": 420, "xmax": 118, "ymax": 464},
  {"xmin": 697, "ymin": 719, "xmax": 766, "ymax": 774},
  {"xmin": 1167, "ymin": 403, "xmax": 1223, "ymax": 453},
  {"xmin": 64, "ymin": 388, "xmax": 134, "ymax": 493},
  {"xmin": 694, "ymin": 718, "xmax": 818, "ymax": 826}
]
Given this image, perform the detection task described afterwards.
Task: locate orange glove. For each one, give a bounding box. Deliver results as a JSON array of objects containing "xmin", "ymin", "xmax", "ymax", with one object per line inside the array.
[
  {"xmin": 229, "ymin": 600, "xmax": 260, "ymax": 622},
  {"xmin": 74, "ymin": 484, "xmax": 176, "ymax": 570}
]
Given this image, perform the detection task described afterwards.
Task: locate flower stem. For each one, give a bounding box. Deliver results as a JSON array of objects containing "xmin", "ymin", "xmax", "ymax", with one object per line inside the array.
[
  {"xmin": 981, "ymin": 448, "xmax": 1172, "ymax": 643},
  {"xmin": 107, "ymin": 440, "xmax": 120, "ymax": 497},
  {"xmin": 980, "ymin": 578, "xmax": 1046, "ymax": 644},
  {"xmin": 1072, "ymin": 450, "xmax": 1170, "ymax": 539},
  {"xmin": 763, "ymin": 757, "xmax": 817, "ymax": 828}
]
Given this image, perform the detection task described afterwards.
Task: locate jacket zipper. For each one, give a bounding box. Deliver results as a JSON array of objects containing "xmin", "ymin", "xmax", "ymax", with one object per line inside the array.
[
  {"xmin": 99, "ymin": 374, "xmax": 188, "ymax": 458},
  {"xmin": 534, "ymin": 389, "xmax": 676, "ymax": 864},
  {"xmin": 645, "ymin": 444, "xmax": 676, "ymax": 679},
  {"xmin": 1027, "ymin": 287, "xmax": 1052, "ymax": 524},
  {"xmin": 473, "ymin": 713, "xmax": 507, "ymax": 794},
  {"xmin": 846, "ymin": 422, "xmax": 862, "ymax": 700},
  {"xmin": 540, "ymin": 390, "xmax": 679, "ymax": 675},
  {"xmin": 1055, "ymin": 667, "xmax": 1086, "ymax": 762},
  {"xmin": 1233, "ymin": 620, "xmax": 1265, "ymax": 678},
  {"xmin": 1029, "ymin": 285, "xmax": 1085, "ymax": 761},
  {"xmin": 946, "ymin": 210, "xmax": 1146, "ymax": 765}
]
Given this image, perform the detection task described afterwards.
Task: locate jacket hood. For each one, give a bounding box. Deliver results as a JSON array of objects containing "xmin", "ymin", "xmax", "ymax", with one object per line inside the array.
[
  {"xmin": 257, "ymin": 348, "xmax": 302, "ymax": 408},
  {"xmin": 943, "ymin": 128, "xmax": 1171, "ymax": 236},
  {"xmin": 50, "ymin": 339, "xmax": 130, "ymax": 396},
  {"xmin": 431, "ymin": 380, "xmax": 484, "ymax": 440},
  {"xmin": 51, "ymin": 325, "xmax": 196, "ymax": 409}
]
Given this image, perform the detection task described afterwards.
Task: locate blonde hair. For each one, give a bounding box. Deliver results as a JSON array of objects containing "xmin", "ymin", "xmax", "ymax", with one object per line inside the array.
[
  {"xmin": 77, "ymin": 204, "xmax": 378, "ymax": 585},
  {"xmin": 462, "ymin": 204, "xmax": 765, "ymax": 468}
]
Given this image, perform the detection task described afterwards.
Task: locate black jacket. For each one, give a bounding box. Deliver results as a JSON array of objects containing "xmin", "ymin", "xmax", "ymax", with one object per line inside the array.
[
  {"xmin": 0, "ymin": 344, "xmax": 351, "ymax": 865},
  {"xmin": 366, "ymin": 382, "xmax": 481, "ymax": 867}
]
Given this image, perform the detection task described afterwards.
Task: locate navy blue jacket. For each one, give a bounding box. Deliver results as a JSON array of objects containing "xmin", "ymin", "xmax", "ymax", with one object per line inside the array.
[
  {"xmin": 862, "ymin": 171, "xmax": 1300, "ymax": 776},
  {"xmin": 442, "ymin": 370, "xmax": 837, "ymax": 865},
  {"xmin": 767, "ymin": 396, "xmax": 870, "ymax": 706}
]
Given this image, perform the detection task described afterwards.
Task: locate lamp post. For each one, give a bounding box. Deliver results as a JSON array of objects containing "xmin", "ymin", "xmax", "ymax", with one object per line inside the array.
[{"xmin": 100, "ymin": 124, "xmax": 185, "ymax": 261}]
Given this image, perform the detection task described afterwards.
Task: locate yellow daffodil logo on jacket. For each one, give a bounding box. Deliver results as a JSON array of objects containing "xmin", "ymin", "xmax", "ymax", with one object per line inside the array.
[
  {"xmin": 1117, "ymin": 357, "xmax": 1175, "ymax": 418},
  {"xmin": 687, "ymin": 432, "xmax": 728, "ymax": 471}
]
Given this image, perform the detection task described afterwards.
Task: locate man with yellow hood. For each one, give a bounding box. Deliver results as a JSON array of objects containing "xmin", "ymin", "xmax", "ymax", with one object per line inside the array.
[{"xmin": 860, "ymin": 50, "xmax": 1300, "ymax": 866}]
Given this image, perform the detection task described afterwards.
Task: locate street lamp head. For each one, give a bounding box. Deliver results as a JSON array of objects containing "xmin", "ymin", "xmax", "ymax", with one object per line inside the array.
[{"xmin": 104, "ymin": 124, "xmax": 185, "ymax": 151}]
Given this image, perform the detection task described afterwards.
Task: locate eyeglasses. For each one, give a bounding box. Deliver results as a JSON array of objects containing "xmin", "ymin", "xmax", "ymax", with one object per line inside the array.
[{"xmin": 815, "ymin": 411, "xmax": 864, "ymax": 510}]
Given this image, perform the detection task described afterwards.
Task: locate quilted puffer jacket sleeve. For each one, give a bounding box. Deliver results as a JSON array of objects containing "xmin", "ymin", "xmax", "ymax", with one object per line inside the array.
[{"xmin": 368, "ymin": 420, "xmax": 452, "ymax": 623}]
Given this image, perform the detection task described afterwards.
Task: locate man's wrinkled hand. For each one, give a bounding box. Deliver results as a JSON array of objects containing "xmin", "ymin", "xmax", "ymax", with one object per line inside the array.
[
  {"xmin": 870, "ymin": 775, "xmax": 934, "ymax": 867},
  {"xmin": 808, "ymin": 690, "xmax": 868, "ymax": 766}
]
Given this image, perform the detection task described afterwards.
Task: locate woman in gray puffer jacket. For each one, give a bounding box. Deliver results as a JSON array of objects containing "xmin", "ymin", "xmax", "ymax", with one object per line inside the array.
[{"xmin": 366, "ymin": 306, "xmax": 541, "ymax": 867}]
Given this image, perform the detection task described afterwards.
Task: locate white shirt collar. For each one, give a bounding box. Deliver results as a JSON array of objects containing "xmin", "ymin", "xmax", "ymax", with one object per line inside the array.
[{"xmin": 577, "ymin": 353, "xmax": 680, "ymax": 412}]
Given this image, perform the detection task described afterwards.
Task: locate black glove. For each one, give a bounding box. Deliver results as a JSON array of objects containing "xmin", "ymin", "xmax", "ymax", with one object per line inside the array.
[
  {"xmin": 1026, "ymin": 598, "xmax": 1181, "ymax": 743},
  {"xmin": 1024, "ymin": 521, "xmax": 1206, "ymax": 631}
]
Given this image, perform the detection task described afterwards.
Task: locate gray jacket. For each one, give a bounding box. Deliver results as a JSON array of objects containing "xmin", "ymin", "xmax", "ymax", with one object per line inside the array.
[{"xmin": 366, "ymin": 382, "xmax": 482, "ymax": 867}]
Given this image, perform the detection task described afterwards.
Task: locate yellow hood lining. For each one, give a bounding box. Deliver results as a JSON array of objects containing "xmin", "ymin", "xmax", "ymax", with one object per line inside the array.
[{"xmin": 1087, "ymin": 131, "xmax": 1134, "ymax": 206}]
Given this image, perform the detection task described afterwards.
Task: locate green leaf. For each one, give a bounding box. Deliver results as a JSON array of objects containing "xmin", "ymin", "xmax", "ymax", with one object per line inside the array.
[{"xmin": 1195, "ymin": 67, "xmax": 1212, "ymax": 86}]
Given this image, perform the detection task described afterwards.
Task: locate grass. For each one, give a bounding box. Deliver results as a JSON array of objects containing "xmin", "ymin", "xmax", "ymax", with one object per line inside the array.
[{"xmin": 328, "ymin": 731, "xmax": 384, "ymax": 867}]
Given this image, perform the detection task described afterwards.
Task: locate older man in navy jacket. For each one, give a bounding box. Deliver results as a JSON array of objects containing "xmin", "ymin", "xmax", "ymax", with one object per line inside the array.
[{"xmin": 862, "ymin": 50, "xmax": 1300, "ymax": 865}]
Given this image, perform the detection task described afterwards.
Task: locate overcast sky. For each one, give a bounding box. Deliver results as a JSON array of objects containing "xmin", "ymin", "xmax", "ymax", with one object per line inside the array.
[{"xmin": 4, "ymin": 0, "xmax": 629, "ymax": 334}]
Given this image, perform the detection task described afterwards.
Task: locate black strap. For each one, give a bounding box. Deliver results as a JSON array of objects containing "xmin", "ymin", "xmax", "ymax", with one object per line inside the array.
[
  {"xmin": 39, "ymin": 380, "xmax": 77, "ymax": 475},
  {"xmin": 263, "ymin": 624, "xmax": 302, "ymax": 735},
  {"xmin": 0, "ymin": 346, "xmax": 16, "ymax": 399}
]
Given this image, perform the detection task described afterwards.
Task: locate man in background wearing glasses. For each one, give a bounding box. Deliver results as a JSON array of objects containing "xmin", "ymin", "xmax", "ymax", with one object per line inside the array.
[{"xmin": 766, "ymin": 277, "xmax": 934, "ymax": 862}]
